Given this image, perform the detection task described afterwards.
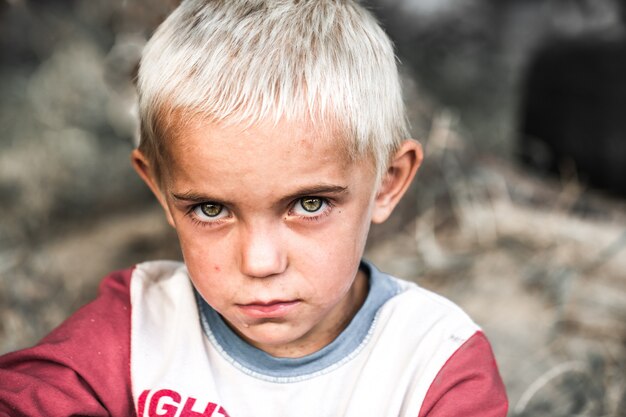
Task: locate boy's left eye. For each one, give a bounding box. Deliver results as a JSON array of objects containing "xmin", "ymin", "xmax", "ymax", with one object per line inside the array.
[
  {"xmin": 301, "ymin": 197, "xmax": 322, "ymax": 212},
  {"xmin": 291, "ymin": 197, "xmax": 328, "ymax": 216}
]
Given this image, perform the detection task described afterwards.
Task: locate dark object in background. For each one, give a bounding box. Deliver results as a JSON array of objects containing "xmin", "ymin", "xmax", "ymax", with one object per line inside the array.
[{"xmin": 518, "ymin": 33, "xmax": 626, "ymax": 196}]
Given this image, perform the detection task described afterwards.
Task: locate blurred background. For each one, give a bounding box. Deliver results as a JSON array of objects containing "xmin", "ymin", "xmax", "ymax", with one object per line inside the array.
[{"xmin": 1, "ymin": 0, "xmax": 625, "ymax": 415}]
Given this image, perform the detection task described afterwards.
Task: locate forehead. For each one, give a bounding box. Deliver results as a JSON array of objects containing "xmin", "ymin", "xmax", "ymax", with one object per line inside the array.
[
  {"xmin": 164, "ymin": 114, "xmax": 364, "ymax": 169},
  {"xmin": 160, "ymin": 115, "xmax": 376, "ymax": 195}
]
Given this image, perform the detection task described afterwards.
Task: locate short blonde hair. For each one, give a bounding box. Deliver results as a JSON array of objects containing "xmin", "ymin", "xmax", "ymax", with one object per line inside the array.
[{"xmin": 137, "ymin": 0, "xmax": 409, "ymax": 182}]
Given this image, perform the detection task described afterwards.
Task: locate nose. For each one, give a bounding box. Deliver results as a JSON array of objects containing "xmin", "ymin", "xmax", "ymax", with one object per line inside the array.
[{"xmin": 239, "ymin": 222, "xmax": 287, "ymax": 278}]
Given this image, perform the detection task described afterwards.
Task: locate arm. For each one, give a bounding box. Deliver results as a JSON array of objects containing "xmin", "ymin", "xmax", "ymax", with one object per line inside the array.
[
  {"xmin": 418, "ymin": 332, "xmax": 508, "ymax": 417},
  {"xmin": 0, "ymin": 268, "xmax": 136, "ymax": 417}
]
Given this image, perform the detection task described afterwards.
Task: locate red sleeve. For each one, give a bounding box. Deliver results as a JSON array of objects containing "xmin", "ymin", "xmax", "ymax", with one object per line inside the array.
[
  {"xmin": 418, "ymin": 331, "xmax": 508, "ymax": 417},
  {"xmin": 0, "ymin": 268, "xmax": 136, "ymax": 417}
]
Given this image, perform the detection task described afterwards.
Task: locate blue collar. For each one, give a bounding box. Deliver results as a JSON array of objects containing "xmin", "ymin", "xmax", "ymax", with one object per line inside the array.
[{"xmin": 195, "ymin": 261, "xmax": 400, "ymax": 381}]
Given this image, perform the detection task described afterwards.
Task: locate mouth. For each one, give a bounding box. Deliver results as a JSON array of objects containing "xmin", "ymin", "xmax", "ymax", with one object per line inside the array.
[{"xmin": 237, "ymin": 299, "xmax": 301, "ymax": 318}]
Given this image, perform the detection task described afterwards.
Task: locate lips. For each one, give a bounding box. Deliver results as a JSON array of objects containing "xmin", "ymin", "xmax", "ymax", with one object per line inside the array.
[{"xmin": 237, "ymin": 300, "xmax": 301, "ymax": 318}]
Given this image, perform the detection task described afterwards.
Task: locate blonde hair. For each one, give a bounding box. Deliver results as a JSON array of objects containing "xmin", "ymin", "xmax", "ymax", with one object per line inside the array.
[{"xmin": 137, "ymin": 0, "xmax": 409, "ymax": 181}]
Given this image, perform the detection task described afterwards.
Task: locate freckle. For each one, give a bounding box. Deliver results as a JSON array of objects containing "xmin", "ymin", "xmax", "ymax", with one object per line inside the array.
[{"xmin": 214, "ymin": 265, "xmax": 221, "ymax": 272}]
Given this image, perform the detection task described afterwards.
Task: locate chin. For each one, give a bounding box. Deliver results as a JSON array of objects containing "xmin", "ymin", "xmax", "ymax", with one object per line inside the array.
[{"xmin": 244, "ymin": 326, "xmax": 308, "ymax": 354}]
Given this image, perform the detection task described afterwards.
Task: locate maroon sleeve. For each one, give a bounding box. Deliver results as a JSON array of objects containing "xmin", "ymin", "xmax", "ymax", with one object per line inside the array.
[
  {"xmin": 0, "ymin": 267, "xmax": 136, "ymax": 417},
  {"xmin": 418, "ymin": 331, "xmax": 508, "ymax": 417}
]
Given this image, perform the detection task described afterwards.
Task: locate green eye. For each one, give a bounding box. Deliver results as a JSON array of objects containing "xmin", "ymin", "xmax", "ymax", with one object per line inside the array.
[
  {"xmin": 200, "ymin": 203, "xmax": 223, "ymax": 217},
  {"xmin": 300, "ymin": 197, "xmax": 322, "ymax": 212}
]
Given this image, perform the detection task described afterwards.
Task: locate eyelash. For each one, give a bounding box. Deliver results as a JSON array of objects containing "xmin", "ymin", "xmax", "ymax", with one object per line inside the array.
[
  {"xmin": 186, "ymin": 197, "xmax": 334, "ymax": 227},
  {"xmin": 187, "ymin": 213, "xmax": 226, "ymax": 228}
]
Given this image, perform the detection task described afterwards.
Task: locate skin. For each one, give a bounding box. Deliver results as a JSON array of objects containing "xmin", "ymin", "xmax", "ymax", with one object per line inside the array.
[{"xmin": 132, "ymin": 117, "xmax": 422, "ymax": 358}]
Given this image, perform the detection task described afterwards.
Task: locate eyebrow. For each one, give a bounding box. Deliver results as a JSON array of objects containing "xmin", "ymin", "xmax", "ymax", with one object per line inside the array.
[
  {"xmin": 170, "ymin": 184, "xmax": 348, "ymax": 205},
  {"xmin": 171, "ymin": 191, "xmax": 226, "ymax": 204},
  {"xmin": 283, "ymin": 185, "xmax": 348, "ymax": 200}
]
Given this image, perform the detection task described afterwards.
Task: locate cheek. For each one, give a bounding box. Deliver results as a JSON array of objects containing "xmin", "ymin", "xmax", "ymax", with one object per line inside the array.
[
  {"xmin": 336, "ymin": 202, "xmax": 372, "ymax": 251},
  {"xmin": 178, "ymin": 234, "xmax": 212, "ymax": 270},
  {"xmin": 299, "ymin": 222, "xmax": 367, "ymax": 292},
  {"xmin": 297, "ymin": 226, "xmax": 359, "ymax": 268},
  {"xmin": 174, "ymin": 228, "xmax": 232, "ymax": 297},
  {"xmin": 309, "ymin": 201, "xmax": 371, "ymax": 262},
  {"xmin": 175, "ymin": 221, "xmax": 231, "ymax": 263},
  {"xmin": 183, "ymin": 257, "xmax": 234, "ymax": 312}
]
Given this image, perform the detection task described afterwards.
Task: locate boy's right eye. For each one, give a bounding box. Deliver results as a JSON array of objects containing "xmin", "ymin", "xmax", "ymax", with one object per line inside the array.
[{"xmin": 192, "ymin": 203, "xmax": 229, "ymax": 222}]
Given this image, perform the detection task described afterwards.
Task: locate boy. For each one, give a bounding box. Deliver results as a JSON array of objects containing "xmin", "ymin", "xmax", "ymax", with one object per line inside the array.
[{"xmin": 0, "ymin": 1, "xmax": 507, "ymax": 416}]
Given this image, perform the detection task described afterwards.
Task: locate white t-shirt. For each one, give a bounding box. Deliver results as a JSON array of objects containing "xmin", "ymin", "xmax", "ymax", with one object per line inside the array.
[{"xmin": 130, "ymin": 260, "xmax": 507, "ymax": 417}]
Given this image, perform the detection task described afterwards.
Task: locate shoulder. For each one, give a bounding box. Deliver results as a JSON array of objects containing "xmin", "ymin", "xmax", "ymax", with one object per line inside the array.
[
  {"xmin": 373, "ymin": 274, "xmax": 482, "ymax": 381},
  {"xmin": 373, "ymin": 270, "xmax": 481, "ymax": 346},
  {"xmin": 366, "ymin": 266, "xmax": 481, "ymax": 380},
  {"xmin": 0, "ymin": 261, "xmax": 185, "ymax": 417},
  {"xmin": 0, "ymin": 266, "xmax": 137, "ymax": 416},
  {"xmin": 129, "ymin": 260, "xmax": 190, "ymax": 297},
  {"xmin": 417, "ymin": 331, "xmax": 509, "ymax": 417},
  {"xmin": 128, "ymin": 260, "xmax": 195, "ymax": 321},
  {"xmin": 130, "ymin": 260, "xmax": 186, "ymax": 285},
  {"xmin": 365, "ymin": 265, "xmax": 508, "ymax": 416}
]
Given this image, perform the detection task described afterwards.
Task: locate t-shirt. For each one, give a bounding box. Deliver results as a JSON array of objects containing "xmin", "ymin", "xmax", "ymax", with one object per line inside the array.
[{"xmin": 0, "ymin": 260, "xmax": 508, "ymax": 417}]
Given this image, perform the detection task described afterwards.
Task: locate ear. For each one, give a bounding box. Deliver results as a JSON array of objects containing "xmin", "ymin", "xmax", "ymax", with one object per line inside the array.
[
  {"xmin": 371, "ymin": 140, "xmax": 423, "ymax": 224},
  {"xmin": 131, "ymin": 149, "xmax": 176, "ymax": 227}
]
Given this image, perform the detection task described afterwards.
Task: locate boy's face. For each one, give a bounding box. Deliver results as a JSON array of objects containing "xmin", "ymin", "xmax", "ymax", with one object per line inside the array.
[{"xmin": 133, "ymin": 117, "xmax": 420, "ymax": 358}]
